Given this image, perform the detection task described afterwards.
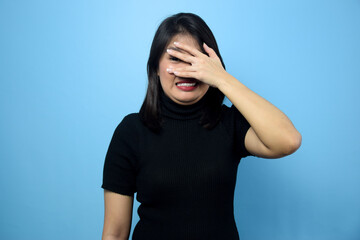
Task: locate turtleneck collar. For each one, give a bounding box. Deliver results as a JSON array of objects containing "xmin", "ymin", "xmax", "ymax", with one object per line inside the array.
[{"xmin": 160, "ymin": 90, "xmax": 208, "ymax": 120}]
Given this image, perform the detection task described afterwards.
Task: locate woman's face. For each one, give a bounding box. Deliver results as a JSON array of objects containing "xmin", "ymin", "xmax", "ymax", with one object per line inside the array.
[{"xmin": 158, "ymin": 34, "xmax": 209, "ymax": 105}]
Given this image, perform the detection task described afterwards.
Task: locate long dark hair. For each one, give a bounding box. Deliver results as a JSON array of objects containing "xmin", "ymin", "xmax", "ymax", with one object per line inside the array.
[{"xmin": 139, "ymin": 13, "xmax": 226, "ymax": 131}]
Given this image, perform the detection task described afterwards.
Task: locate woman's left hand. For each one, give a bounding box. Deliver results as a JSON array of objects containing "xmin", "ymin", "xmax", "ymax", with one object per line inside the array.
[{"xmin": 166, "ymin": 41, "xmax": 229, "ymax": 88}]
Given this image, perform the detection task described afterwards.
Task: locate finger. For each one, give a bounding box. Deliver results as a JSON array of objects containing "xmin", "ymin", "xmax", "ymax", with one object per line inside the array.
[
  {"xmin": 172, "ymin": 71, "xmax": 197, "ymax": 78},
  {"xmin": 203, "ymin": 43, "xmax": 218, "ymax": 59},
  {"xmin": 173, "ymin": 41, "xmax": 204, "ymax": 57},
  {"xmin": 167, "ymin": 66, "xmax": 196, "ymax": 73},
  {"xmin": 167, "ymin": 48, "xmax": 195, "ymax": 64}
]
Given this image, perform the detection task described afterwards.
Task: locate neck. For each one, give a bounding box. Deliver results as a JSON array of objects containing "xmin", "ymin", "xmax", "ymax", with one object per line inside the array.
[{"xmin": 160, "ymin": 91, "xmax": 207, "ymax": 120}]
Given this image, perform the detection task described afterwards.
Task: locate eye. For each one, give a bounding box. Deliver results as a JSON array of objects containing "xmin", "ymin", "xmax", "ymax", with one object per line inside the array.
[{"xmin": 169, "ymin": 56, "xmax": 180, "ymax": 62}]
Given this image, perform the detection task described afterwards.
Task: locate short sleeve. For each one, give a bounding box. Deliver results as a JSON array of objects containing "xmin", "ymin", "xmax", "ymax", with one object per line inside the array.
[
  {"xmin": 101, "ymin": 114, "xmax": 138, "ymax": 196},
  {"xmin": 221, "ymin": 104, "xmax": 253, "ymax": 159}
]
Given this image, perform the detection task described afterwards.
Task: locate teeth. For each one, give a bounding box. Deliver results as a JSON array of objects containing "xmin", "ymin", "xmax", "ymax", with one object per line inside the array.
[{"xmin": 177, "ymin": 83, "xmax": 196, "ymax": 87}]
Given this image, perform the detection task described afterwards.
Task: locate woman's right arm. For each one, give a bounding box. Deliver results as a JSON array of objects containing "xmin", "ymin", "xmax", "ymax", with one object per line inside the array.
[{"xmin": 102, "ymin": 190, "xmax": 134, "ymax": 240}]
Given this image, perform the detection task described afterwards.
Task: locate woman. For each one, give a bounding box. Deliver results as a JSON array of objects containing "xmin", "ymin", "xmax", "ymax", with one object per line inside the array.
[{"xmin": 101, "ymin": 13, "xmax": 301, "ymax": 240}]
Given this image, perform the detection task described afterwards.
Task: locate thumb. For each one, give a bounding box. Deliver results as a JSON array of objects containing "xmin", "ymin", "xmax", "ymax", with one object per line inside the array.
[{"xmin": 203, "ymin": 42, "xmax": 218, "ymax": 59}]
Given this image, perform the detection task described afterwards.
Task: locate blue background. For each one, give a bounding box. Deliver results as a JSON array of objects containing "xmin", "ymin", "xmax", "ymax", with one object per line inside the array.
[{"xmin": 1, "ymin": 0, "xmax": 359, "ymax": 239}]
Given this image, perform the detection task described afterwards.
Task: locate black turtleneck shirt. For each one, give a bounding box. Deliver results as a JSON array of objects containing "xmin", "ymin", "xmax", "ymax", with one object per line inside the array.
[{"xmin": 102, "ymin": 92, "xmax": 252, "ymax": 240}]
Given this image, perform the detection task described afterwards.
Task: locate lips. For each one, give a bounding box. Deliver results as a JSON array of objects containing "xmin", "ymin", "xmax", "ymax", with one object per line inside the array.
[{"xmin": 175, "ymin": 80, "xmax": 199, "ymax": 91}]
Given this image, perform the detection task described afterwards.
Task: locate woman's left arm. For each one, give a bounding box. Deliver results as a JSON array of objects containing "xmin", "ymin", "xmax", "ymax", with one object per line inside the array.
[
  {"xmin": 167, "ymin": 41, "xmax": 302, "ymax": 158},
  {"xmin": 217, "ymin": 72, "xmax": 302, "ymax": 158}
]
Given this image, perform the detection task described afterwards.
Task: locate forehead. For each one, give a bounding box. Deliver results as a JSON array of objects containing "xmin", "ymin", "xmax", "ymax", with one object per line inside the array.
[{"xmin": 166, "ymin": 34, "xmax": 201, "ymax": 50}]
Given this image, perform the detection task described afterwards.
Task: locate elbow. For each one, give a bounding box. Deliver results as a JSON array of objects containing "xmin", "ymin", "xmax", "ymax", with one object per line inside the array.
[
  {"xmin": 281, "ymin": 131, "xmax": 302, "ymax": 156},
  {"xmin": 102, "ymin": 231, "xmax": 130, "ymax": 240},
  {"xmin": 102, "ymin": 234, "xmax": 128, "ymax": 240}
]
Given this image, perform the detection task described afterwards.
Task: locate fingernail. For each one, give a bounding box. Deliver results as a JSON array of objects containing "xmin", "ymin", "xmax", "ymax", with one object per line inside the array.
[
  {"xmin": 167, "ymin": 48, "xmax": 172, "ymax": 53},
  {"xmin": 166, "ymin": 68, "xmax": 173, "ymax": 73},
  {"xmin": 174, "ymin": 42, "xmax": 179, "ymax": 45}
]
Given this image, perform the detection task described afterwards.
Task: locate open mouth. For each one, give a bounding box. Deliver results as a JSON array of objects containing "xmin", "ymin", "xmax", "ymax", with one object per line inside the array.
[
  {"xmin": 175, "ymin": 80, "xmax": 199, "ymax": 91},
  {"xmin": 176, "ymin": 82, "xmax": 198, "ymax": 87}
]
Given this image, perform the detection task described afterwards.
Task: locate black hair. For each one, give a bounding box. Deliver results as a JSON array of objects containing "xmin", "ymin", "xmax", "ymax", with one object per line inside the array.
[{"xmin": 139, "ymin": 12, "xmax": 226, "ymax": 131}]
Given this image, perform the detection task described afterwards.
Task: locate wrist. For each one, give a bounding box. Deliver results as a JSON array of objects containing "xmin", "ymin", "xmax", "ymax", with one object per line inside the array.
[{"xmin": 216, "ymin": 72, "xmax": 237, "ymax": 91}]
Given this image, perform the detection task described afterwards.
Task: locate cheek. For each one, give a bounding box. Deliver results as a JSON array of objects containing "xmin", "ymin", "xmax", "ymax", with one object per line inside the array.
[
  {"xmin": 160, "ymin": 65, "xmax": 176, "ymax": 80},
  {"xmin": 159, "ymin": 67, "xmax": 174, "ymax": 87},
  {"xmin": 200, "ymin": 84, "xmax": 210, "ymax": 92},
  {"xmin": 164, "ymin": 63, "xmax": 177, "ymax": 73},
  {"xmin": 159, "ymin": 62, "xmax": 173, "ymax": 75}
]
